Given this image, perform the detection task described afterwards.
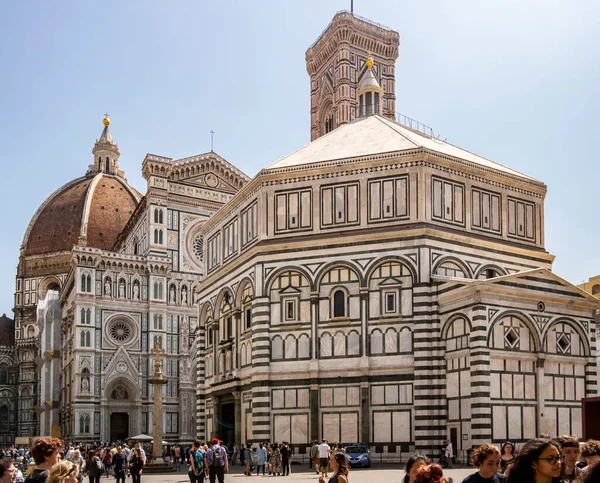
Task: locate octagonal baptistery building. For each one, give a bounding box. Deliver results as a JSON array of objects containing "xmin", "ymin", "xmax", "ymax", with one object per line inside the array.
[
  {"xmin": 194, "ymin": 11, "xmax": 598, "ymax": 460},
  {"xmin": 14, "ymin": 118, "xmax": 141, "ymax": 437}
]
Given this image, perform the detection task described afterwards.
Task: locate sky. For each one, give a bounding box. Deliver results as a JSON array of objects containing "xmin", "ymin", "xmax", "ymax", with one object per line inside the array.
[{"xmin": 1, "ymin": 0, "xmax": 599, "ymax": 315}]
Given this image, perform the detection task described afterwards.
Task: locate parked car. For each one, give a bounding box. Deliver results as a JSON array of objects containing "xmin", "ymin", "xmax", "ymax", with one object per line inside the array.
[{"xmin": 345, "ymin": 444, "xmax": 370, "ymax": 468}]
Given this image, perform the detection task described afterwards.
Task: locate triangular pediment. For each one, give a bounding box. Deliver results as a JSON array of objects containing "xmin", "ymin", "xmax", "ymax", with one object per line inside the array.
[
  {"xmin": 378, "ymin": 277, "xmax": 403, "ymax": 287},
  {"xmin": 280, "ymin": 285, "xmax": 302, "ymax": 295},
  {"xmin": 171, "ymin": 152, "xmax": 250, "ymax": 191},
  {"xmin": 104, "ymin": 346, "xmax": 139, "ymax": 385}
]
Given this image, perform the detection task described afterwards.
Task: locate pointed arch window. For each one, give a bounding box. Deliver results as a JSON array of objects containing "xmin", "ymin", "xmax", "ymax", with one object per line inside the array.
[
  {"xmin": 80, "ymin": 274, "xmax": 86, "ymax": 292},
  {"xmin": 105, "ymin": 157, "xmax": 110, "ymax": 173},
  {"xmin": 80, "ymin": 413, "xmax": 90, "ymax": 433}
]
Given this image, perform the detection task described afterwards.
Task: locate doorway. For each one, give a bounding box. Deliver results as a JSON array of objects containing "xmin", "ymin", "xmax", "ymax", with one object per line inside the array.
[
  {"xmin": 110, "ymin": 412, "xmax": 129, "ymax": 443},
  {"xmin": 219, "ymin": 402, "xmax": 235, "ymax": 445}
]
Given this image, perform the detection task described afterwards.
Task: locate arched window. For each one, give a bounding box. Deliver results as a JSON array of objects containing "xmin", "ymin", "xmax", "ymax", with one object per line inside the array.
[
  {"xmin": 158, "ymin": 282, "xmax": 163, "ymax": 299},
  {"xmin": 79, "ymin": 414, "xmax": 90, "ymax": 433},
  {"xmin": 27, "ymin": 326, "xmax": 35, "ymax": 338},
  {"xmin": 154, "ymin": 208, "xmax": 159, "ymax": 224},
  {"xmin": 333, "ymin": 289, "xmax": 346, "ymax": 318},
  {"xmin": 159, "ymin": 230, "xmax": 163, "ymax": 244},
  {"xmin": 0, "ymin": 407, "xmax": 8, "ymax": 431},
  {"xmin": 98, "ymin": 157, "xmax": 102, "ymax": 170},
  {"xmin": 0, "ymin": 367, "xmax": 8, "ymax": 384},
  {"xmin": 86, "ymin": 274, "xmax": 91, "ymax": 292},
  {"xmin": 80, "ymin": 331, "xmax": 85, "ymax": 347},
  {"xmin": 154, "ymin": 229, "xmax": 158, "ymax": 244},
  {"xmin": 435, "ymin": 260, "xmax": 468, "ymax": 278},
  {"xmin": 105, "ymin": 157, "xmax": 110, "ymax": 173},
  {"xmin": 85, "ymin": 331, "xmax": 91, "ymax": 347},
  {"xmin": 80, "ymin": 274, "xmax": 86, "ymax": 292},
  {"xmin": 592, "ymin": 284, "xmax": 600, "ymax": 295},
  {"xmin": 159, "ymin": 210, "xmax": 163, "ymax": 224}
]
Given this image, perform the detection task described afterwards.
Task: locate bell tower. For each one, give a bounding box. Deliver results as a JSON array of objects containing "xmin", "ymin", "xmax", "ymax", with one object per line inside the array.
[{"xmin": 306, "ymin": 11, "xmax": 399, "ymax": 141}]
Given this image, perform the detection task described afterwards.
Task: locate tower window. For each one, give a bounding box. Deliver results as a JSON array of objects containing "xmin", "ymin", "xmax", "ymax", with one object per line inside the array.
[{"xmin": 105, "ymin": 157, "xmax": 110, "ymax": 173}]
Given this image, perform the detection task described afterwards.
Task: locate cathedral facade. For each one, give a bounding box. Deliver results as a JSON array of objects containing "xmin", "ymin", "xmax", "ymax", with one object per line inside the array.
[
  {"xmin": 13, "ymin": 116, "xmax": 248, "ymax": 442},
  {"xmin": 193, "ymin": 11, "xmax": 598, "ymax": 458}
]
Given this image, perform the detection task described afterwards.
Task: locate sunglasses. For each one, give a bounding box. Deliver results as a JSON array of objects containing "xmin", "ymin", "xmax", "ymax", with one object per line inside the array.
[{"xmin": 538, "ymin": 456, "xmax": 561, "ymax": 465}]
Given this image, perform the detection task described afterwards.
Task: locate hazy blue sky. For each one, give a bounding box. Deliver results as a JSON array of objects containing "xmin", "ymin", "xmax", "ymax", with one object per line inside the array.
[{"xmin": 1, "ymin": 1, "xmax": 599, "ymax": 315}]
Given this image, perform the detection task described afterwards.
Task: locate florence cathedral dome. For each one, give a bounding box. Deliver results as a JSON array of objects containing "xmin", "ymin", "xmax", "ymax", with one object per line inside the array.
[{"xmin": 21, "ymin": 116, "xmax": 141, "ymax": 258}]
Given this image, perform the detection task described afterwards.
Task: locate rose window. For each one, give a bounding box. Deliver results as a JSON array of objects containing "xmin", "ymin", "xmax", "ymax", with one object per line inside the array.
[
  {"xmin": 107, "ymin": 319, "xmax": 134, "ymax": 344},
  {"xmin": 193, "ymin": 236, "xmax": 204, "ymax": 263}
]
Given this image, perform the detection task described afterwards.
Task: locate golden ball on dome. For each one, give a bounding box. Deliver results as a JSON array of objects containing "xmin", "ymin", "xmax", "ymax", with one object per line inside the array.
[
  {"xmin": 103, "ymin": 117, "xmax": 110, "ymax": 126},
  {"xmin": 366, "ymin": 57, "xmax": 373, "ymax": 68}
]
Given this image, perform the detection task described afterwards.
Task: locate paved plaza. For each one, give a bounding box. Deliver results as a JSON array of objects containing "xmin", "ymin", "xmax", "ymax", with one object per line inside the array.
[{"xmin": 139, "ymin": 465, "xmax": 474, "ymax": 483}]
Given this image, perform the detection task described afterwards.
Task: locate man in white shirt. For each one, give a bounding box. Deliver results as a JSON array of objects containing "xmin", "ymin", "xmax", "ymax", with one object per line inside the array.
[
  {"xmin": 444, "ymin": 440, "xmax": 453, "ymax": 468},
  {"xmin": 317, "ymin": 440, "xmax": 331, "ymax": 478}
]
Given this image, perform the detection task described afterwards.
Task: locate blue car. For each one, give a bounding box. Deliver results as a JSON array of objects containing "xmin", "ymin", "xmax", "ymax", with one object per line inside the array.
[{"xmin": 345, "ymin": 444, "xmax": 371, "ymax": 468}]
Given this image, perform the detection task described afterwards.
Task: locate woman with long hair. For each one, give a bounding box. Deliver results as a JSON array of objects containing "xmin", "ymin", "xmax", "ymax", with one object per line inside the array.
[
  {"xmin": 402, "ymin": 454, "xmax": 427, "ymax": 483},
  {"xmin": 127, "ymin": 449, "xmax": 144, "ymax": 483},
  {"xmin": 500, "ymin": 442, "xmax": 515, "ymax": 474},
  {"xmin": 47, "ymin": 462, "xmax": 78, "ymax": 483},
  {"xmin": 83, "ymin": 451, "xmax": 101, "ymax": 483},
  {"xmin": 318, "ymin": 452, "xmax": 348, "ymax": 483},
  {"xmin": 462, "ymin": 444, "xmax": 501, "ymax": 482},
  {"xmin": 506, "ymin": 439, "xmax": 561, "ymax": 483},
  {"xmin": 414, "ymin": 464, "xmax": 452, "ymax": 483},
  {"xmin": 269, "ymin": 444, "xmax": 281, "ymax": 477}
]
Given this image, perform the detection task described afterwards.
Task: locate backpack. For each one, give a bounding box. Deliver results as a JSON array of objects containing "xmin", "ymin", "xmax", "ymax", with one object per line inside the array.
[
  {"xmin": 95, "ymin": 457, "xmax": 103, "ymax": 472},
  {"xmin": 211, "ymin": 447, "xmax": 224, "ymax": 467},
  {"xmin": 191, "ymin": 449, "xmax": 204, "ymax": 472}
]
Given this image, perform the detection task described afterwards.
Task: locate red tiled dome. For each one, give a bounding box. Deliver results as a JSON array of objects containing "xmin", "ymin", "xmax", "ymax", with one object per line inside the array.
[{"xmin": 23, "ymin": 174, "xmax": 140, "ymax": 256}]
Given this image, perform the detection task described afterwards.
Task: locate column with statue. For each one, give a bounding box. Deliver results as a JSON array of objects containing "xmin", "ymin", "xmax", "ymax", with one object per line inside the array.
[{"xmin": 149, "ymin": 341, "xmax": 168, "ymax": 463}]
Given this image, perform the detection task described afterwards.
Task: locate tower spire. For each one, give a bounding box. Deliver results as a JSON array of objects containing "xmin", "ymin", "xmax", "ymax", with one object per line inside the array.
[
  {"xmin": 357, "ymin": 52, "xmax": 384, "ymax": 117},
  {"xmin": 88, "ymin": 114, "xmax": 124, "ymax": 178}
]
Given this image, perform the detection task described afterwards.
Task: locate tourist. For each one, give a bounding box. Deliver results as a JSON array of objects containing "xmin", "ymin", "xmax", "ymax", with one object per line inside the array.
[
  {"xmin": 445, "ymin": 441, "xmax": 453, "ymax": 469},
  {"xmin": 173, "ymin": 446, "xmax": 181, "ymax": 472},
  {"xmin": 499, "ymin": 443, "xmax": 514, "ymax": 474},
  {"xmin": 188, "ymin": 440, "xmax": 205, "ymax": 483},
  {"xmin": 231, "ymin": 445, "xmax": 239, "ymax": 467},
  {"xmin": 318, "ymin": 452, "xmax": 348, "ymax": 483},
  {"xmin": 101, "ymin": 450, "xmax": 112, "ymax": 478},
  {"xmin": 205, "ymin": 438, "xmax": 228, "ymax": 483},
  {"xmin": 111, "ymin": 447, "xmax": 126, "ymax": 483},
  {"xmin": 402, "ymin": 454, "xmax": 427, "ymax": 483},
  {"xmin": 25, "ymin": 438, "xmax": 64, "ymax": 483},
  {"xmin": 243, "ymin": 444, "xmax": 252, "ymax": 477},
  {"xmin": 461, "ymin": 444, "xmax": 504, "ymax": 483},
  {"xmin": 256, "ymin": 444, "xmax": 267, "ymax": 476},
  {"xmin": 0, "ymin": 458, "xmax": 17, "ymax": 483},
  {"xmin": 280, "ymin": 442, "xmax": 292, "ymax": 476},
  {"xmin": 317, "ymin": 440, "xmax": 330, "ymax": 479},
  {"xmin": 47, "ymin": 462, "xmax": 78, "ymax": 483},
  {"xmin": 415, "ymin": 464, "xmax": 453, "ymax": 483},
  {"xmin": 556, "ymin": 436, "xmax": 582, "ymax": 482},
  {"xmin": 84, "ymin": 451, "xmax": 102, "ymax": 483},
  {"xmin": 310, "ymin": 441, "xmax": 319, "ymax": 473},
  {"xmin": 581, "ymin": 460, "xmax": 600, "ymax": 483},
  {"xmin": 66, "ymin": 451, "xmax": 83, "ymax": 483},
  {"xmin": 505, "ymin": 438, "xmax": 561, "ymax": 483},
  {"xmin": 127, "ymin": 450, "xmax": 144, "ymax": 483},
  {"xmin": 269, "ymin": 444, "xmax": 281, "ymax": 477},
  {"xmin": 581, "ymin": 439, "xmax": 600, "ymax": 469}
]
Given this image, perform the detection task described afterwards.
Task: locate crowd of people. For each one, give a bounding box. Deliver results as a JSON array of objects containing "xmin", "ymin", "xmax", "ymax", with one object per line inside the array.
[
  {"xmin": 401, "ymin": 436, "xmax": 600, "ymax": 483},
  {"xmin": 0, "ymin": 434, "xmax": 597, "ymax": 483}
]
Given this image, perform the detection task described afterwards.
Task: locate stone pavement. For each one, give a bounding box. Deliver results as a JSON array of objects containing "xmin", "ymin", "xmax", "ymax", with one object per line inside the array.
[{"xmin": 136, "ymin": 465, "xmax": 474, "ymax": 483}]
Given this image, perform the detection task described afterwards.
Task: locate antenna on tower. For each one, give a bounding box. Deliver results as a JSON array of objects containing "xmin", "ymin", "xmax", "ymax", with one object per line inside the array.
[
  {"xmin": 351, "ymin": 0, "xmax": 354, "ymax": 13},
  {"xmin": 210, "ymin": 130, "xmax": 215, "ymax": 152}
]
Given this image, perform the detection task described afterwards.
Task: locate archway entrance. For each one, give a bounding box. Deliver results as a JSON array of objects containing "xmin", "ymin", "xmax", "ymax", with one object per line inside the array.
[
  {"xmin": 220, "ymin": 402, "xmax": 235, "ymax": 445},
  {"xmin": 110, "ymin": 412, "xmax": 129, "ymax": 443}
]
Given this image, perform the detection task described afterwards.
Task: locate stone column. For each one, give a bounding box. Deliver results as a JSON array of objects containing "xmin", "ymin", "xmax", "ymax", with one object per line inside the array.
[
  {"xmin": 234, "ymin": 392, "xmax": 242, "ymax": 445},
  {"xmin": 149, "ymin": 344, "xmax": 168, "ymax": 464},
  {"xmin": 469, "ymin": 303, "xmax": 492, "ymax": 446},
  {"xmin": 310, "ymin": 385, "xmax": 319, "ymax": 441}
]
